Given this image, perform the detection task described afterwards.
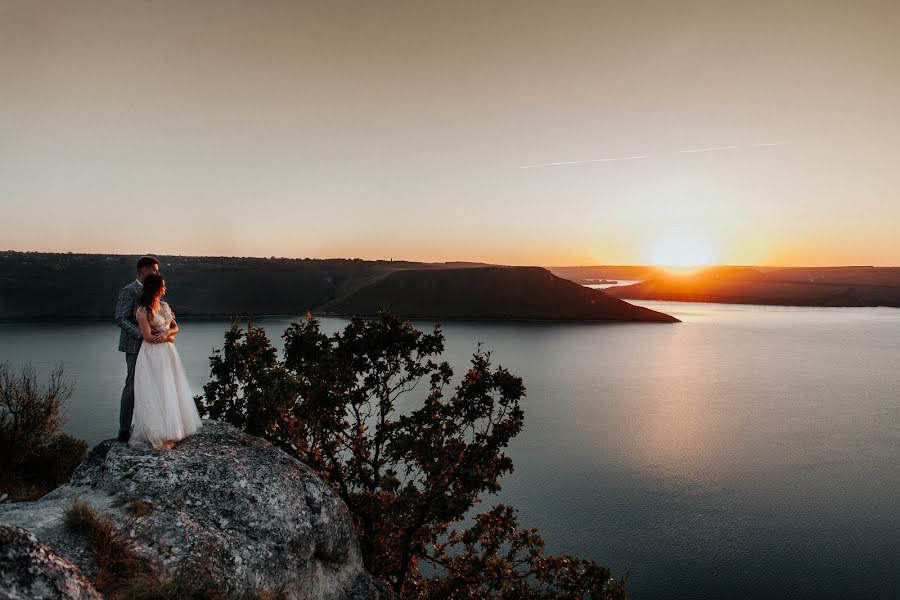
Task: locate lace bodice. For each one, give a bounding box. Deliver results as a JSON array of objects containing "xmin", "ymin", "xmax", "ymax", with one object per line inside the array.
[{"xmin": 136, "ymin": 301, "xmax": 175, "ymax": 334}]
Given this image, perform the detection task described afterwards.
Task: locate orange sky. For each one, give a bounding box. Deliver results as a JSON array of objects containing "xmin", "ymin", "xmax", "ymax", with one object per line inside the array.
[{"xmin": 2, "ymin": 1, "xmax": 899, "ymax": 266}]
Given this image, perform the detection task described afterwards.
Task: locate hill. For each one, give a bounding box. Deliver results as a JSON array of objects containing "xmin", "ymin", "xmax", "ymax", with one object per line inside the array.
[
  {"xmin": 0, "ymin": 252, "xmax": 677, "ymax": 322},
  {"xmin": 319, "ymin": 266, "xmax": 679, "ymax": 322},
  {"xmin": 601, "ymin": 266, "xmax": 900, "ymax": 307}
]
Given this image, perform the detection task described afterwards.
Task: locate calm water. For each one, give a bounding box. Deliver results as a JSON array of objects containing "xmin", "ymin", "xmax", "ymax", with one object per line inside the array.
[{"xmin": 1, "ymin": 301, "xmax": 898, "ymax": 599}]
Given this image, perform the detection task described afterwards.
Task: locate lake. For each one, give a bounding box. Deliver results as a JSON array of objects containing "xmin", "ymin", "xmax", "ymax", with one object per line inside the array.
[{"xmin": 1, "ymin": 301, "xmax": 898, "ymax": 599}]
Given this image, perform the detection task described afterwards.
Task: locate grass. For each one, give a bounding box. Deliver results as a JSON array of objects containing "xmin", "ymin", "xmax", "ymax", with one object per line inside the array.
[
  {"xmin": 63, "ymin": 499, "xmax": 290, "ymax": 600},
  {"xmin": 63, "ymin": 499, "xmax": 147, "ymax": 594},
  {"xmin": 127, "ymin": 499, "xmax": 154, "ymax": 518},
  {"xmin": 109, "ymin": 497, "xmax": 155, "ymax": 518}
]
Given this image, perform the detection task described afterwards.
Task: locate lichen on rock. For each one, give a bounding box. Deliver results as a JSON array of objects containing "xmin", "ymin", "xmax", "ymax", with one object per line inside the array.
[{"xmin": 0, "ymin": 525, "xmax": 101, "ymax": 600}]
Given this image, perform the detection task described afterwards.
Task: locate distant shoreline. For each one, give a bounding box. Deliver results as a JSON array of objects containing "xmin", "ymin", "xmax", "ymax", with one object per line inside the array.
[
  {"xmin": 4, "ymin": 252, "xmax": 899, "ymax": 318},
  {"xmin": 0, "ymin": 253, "xmax": 678, "ymax": 323},
  {"xmin": 5, "ymin": 302, "xmax": 900, "ymax": 327},
  {"xmin": 1, "ymin": 312, "xmax": 681, "ymax": 324}
]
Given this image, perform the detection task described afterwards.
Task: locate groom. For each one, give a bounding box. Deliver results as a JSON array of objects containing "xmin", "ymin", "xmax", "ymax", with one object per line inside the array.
[{"xmin": 114, "ymin": 255, "xmax": 160, "ymax": 442}]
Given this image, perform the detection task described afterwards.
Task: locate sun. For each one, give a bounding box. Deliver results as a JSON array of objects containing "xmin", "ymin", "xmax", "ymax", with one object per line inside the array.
[{"xmin": 646, "ymin": 232, "xmax": 718, "ymax": 273}]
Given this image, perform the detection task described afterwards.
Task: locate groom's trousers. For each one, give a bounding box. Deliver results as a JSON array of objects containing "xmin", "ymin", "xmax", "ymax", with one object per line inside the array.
[{"xmin": 119, "ymin": 352, "xmax": 139, "ymax": 436}]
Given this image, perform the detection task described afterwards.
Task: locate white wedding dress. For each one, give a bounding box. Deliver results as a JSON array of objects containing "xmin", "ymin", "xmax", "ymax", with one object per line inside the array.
[{"xmin": 130, "ymin": 301, "xmax": 202, "ymax": 450}]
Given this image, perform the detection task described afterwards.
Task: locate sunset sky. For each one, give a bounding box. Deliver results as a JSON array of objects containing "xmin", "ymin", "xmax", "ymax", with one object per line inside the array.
[{"xmin": 2, "ymin": 0, "xmax": 899, "ymax": 266}]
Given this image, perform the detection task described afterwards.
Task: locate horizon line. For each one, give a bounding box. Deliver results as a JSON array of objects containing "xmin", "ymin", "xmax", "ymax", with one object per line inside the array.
[{"xmin": 0, "ymin": 249, "xmax": 892, "ymax": 270}]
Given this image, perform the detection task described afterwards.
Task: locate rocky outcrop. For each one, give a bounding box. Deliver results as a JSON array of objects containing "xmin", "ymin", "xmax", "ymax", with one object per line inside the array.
[
  {"xmin": 0, "ymin": 525, "xmax": 100, "ymax": 600},
  {"xmin": 0, "ymin": 421, "xmax": 391, "ymax": 599}
]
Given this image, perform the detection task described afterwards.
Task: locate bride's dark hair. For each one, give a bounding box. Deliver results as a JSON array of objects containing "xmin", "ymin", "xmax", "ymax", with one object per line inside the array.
[{"xmin": 139, "ymin": 274, "xmax": 165, "ymax": 317}]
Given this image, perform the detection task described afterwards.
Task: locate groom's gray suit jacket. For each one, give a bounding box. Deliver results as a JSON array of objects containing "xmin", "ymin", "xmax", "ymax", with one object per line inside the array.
[{"xmin": 115, "ymin": 281, "xmax": 143, "ymax": 354}]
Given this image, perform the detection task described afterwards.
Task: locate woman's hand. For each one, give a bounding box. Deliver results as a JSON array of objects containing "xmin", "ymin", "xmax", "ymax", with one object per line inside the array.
[{"xmin": 138, "ymin": 309, "xmax": 166, "ymax": 344}]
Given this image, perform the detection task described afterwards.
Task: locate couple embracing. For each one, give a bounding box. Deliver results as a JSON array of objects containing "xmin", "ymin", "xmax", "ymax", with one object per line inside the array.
[{"xmin": 115, "ymin": 256, "xmax": 202, "ymax": 450}]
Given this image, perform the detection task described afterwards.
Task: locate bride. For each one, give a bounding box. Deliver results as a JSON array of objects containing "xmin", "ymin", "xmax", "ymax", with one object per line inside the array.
[{"xmin": 130, "ymin": 274, "xmax": 202, "ymax": 450}]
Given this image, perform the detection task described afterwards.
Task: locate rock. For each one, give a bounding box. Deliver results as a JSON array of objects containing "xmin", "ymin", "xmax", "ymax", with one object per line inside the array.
[
  {"xmin": 0, "ymin": 421, "xmax": 393, "ymax": 599},
  {"xmin": 0, "ymin": 525, "xmax": 101, "ymax": 600}
]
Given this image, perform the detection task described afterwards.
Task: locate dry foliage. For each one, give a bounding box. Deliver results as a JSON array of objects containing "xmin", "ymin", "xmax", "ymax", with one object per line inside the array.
[{"xmin": 0, "ymin": 363, "xmax": 87, "ymax": 501}]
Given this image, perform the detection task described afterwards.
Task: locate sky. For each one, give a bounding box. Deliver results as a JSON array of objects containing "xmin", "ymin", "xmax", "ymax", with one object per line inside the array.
[{"xmin": 2, "ymin": 0, "xmax": 900, "ymax": 266}]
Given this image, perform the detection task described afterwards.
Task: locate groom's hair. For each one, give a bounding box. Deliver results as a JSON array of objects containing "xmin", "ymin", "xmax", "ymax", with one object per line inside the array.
[{"xmin": 136, "ymin": 256, "xmax": 159, "ymax": 271}]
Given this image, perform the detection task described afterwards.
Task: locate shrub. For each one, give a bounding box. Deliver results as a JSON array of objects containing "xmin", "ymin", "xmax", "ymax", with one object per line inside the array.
[
  {"xmin": 198, "ymin": 312, "xmax": 628, "ymax": 598},
  {"xmin": 420, "ymin": 504, "xmax": 628, "ymax": 599},
  {"xmin": 0, "ymin": 363, "xmax": 88, "ymax": 501}
]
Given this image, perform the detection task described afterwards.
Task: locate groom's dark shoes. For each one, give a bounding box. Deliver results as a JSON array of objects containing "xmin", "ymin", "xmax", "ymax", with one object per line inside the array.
[{"xmin": 117, "ymin": 431, "xmax": 130, "ymax": 443}]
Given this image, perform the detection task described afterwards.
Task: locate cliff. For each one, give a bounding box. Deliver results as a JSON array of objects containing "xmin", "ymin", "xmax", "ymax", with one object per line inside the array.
[{"xmin": 0, "ymin": 421, "xmax": 392, "ymax": 600}]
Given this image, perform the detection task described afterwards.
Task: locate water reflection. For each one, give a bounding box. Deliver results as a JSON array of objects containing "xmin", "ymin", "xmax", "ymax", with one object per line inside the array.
[{"xmin": 1, "ymin": 303, "xmax": 898, "ymax": 599}]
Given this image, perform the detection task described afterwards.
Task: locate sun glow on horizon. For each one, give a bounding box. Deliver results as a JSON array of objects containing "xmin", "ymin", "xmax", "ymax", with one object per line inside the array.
[{"xmin": 646, "ymin": 232, "xmax": 719, "ymax": 272}]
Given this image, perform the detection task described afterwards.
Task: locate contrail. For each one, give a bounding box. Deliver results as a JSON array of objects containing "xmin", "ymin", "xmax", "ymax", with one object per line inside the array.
[
  {"xmin": 519, "ymin": 140, "xmax": 791, "ymax": 169},
  {"xmin": 678, "ymin": 145, "xmax": 740, "ymax": 154},
  {"xmin": 519, "ymin": 155, "xmax": 649, "ymax": 169}
]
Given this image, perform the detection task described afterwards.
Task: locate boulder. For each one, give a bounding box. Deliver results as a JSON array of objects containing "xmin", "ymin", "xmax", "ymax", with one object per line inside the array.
[
  {"xmin": 0, "ymin": 525, "xmax": 100, "ymax": 600},
  {"xmin": 0, "ymin": 421, "xmax": 391, "ymax": 599}
]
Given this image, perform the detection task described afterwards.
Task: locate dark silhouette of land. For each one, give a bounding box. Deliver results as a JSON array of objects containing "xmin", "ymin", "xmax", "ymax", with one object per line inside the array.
[
  {"xmin": 550, "ymin": 265, "xmax": 900, "ymax": 307},
  {"xmin": 8, "ymin": 252, "xmax": 896, "ymax": 319},
  {"xmin": 0, "ymin": 252, "xmax": 676, "ymax": 322},
  {"xmin": 319, "ymin": 266, "xmax": 678, "ymax": 322}
]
